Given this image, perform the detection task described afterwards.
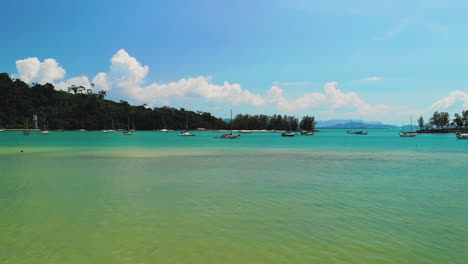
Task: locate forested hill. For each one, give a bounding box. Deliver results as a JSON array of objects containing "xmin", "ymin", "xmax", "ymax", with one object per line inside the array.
[{"xmin": 0, "ymin": 73, "xmax": 226, "ymax": 130}]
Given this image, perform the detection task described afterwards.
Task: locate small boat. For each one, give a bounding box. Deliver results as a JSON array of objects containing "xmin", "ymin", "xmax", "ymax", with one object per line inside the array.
[
  {"xmin": 178, "ymin": 113, "xmax": 195, "ymax": 136},
  {"xmin": 123, "ymin": 117, "xmax": 133, "ymax": 135},
  {"xmin": 160, "ymin": 129, "xmax": 169, "ymax": 132},
  {"xmin": 218, "ymin": 110, "xmax": 240, "ymax": 139},
  {"xmin": 79, "ymin": 129, "xmax": 87, "ymax": 132},
  {"xmin": 178, "ymin": 130, "xmax": 196, "ymax": 136},
  {"xmin": 456, "ymin": 133, "xmax": 468, "ymax": 140},
  {"xmin": 301, "ymin": 131, "xmax": 314, "ymax": 136},
  {"xmin": 40, "ymin": 116, "xmax": 50, "ymax": 134},
  {"xmin": 399, "ymin": 132, "xmax": 416, "ymax": 137},
  {"xmin": 355, "ymin": 131, "xmax": 368, "ymax": 135},
  {"xmin": 281, "ymin": 119, "xmax": 295, "ymax": 137},
  {"xmin": 399, "ymin": 116, "xmax": 417, "ymax": 137},
  {"xmin": 347, "ymin": 130, "xmax": 356, "ymax": 134},
  {"xmin": 57, "ymin": 129, "xmax": 64, "ymax": 132},
  {"xmin": 354, "ymin": 117, "xmax": 367, "ymax": 135}
]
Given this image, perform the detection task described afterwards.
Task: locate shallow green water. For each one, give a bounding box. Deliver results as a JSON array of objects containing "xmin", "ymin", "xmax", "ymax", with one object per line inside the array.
[{"xmin": 1, "ymin": 130, "xmax": 467, "ymax": 263}]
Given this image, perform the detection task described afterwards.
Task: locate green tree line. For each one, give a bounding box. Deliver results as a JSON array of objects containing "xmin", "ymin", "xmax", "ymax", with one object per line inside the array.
[
  {"xmin": 417, "ymin": 110, "xmax": 468, "ymax": 130},
  {"xmin": 0, "ymin": 73, "xmax": 317, "ymax": 131},
  {"xmin": 0, "ymin": 73, "xmax": 225, "ymax": 130}
]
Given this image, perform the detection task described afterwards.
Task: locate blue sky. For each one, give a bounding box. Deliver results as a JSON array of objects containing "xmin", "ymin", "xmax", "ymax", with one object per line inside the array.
[{"xmin": 1, "ymin": 0, "xmax": 467, "ymax": 123}]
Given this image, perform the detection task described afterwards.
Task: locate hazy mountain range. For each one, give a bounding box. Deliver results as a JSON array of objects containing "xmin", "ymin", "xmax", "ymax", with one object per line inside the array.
[{"xmin": 316, "ymin": 120, "xmax": 398, "ymax": 129}]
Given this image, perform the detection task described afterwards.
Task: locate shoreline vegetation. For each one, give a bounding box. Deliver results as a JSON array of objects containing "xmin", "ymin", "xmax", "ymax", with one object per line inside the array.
[{"xmin": 0, "ymin": 73, "xmax": 316, "ymax": 132}]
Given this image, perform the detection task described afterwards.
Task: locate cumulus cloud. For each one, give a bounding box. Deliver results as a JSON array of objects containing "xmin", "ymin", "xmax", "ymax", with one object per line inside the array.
[
  {"xmin": 102, "ymin": 49, "xmax": 266, "ymax": 106},
  {"xmin": 362, "ymin": 77, "xmax": 383, "ymax": 81},
  {"xmin": 92, "ymin": 72, "xmax": 111, "ymax": 91},
  {"xmin": 432, "ymin": 90, "xmax": 468, "ymax": 109},
  {"xmin": 16, "ymin": 57, "xmax": 66, "ymax": 84},
  {"xmin": 268, "ymin": 82, "xmax": 390, "ymax": 115},
  {"xmin": 13, "ymin": 49, "xmax": 391, "ymax": 115},
  {"xmin": 54, "ymin": 76, "xmax": 92, "ymax": 91}
]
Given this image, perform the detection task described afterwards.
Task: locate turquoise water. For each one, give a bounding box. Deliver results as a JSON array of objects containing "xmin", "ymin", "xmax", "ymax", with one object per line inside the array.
[{"xmin": 1, "ymin": 130, "xmax": 467, "ymax": 263}]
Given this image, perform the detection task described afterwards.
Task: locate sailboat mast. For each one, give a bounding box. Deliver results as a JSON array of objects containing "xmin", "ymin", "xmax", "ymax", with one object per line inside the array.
[
  {"xmin": 230, "ymin": 109, "xmax": 233, "ymax": 134},
  {"xmin": 410, "ymin": 115, "xmax": 413, "ymax": 132}
]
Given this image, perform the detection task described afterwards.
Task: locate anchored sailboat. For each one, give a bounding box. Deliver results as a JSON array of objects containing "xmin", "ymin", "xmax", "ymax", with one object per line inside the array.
[
  {"xmin": 281, "ymin": 118, "xmax": 295, "ymax": 137},
  {"xmin": 178, "ymin": 113, "xmax": 196, "ymax": 136},
  {"xmin": 354, "ymin": 117, "xmax": 367, "ymax": 135},
  {"xmin": 400, "ymin": 116, "xmax": 417, "ymax": 137},
  {"xmin": 123, "ymin": 117, "xmax": 133, "ymax": 135},
  {"xmin": 219, "ymin": 109, "xmax": 240, "ymax": 139}
]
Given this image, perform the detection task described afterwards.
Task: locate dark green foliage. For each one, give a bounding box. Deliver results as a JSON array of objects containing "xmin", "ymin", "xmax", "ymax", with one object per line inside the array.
[
  {"xmin": 231, "ymin": 114, "xmax": 302, "ymax": 131},
  {"xmin": 299, "ymin": 115, "xmax": 316, "ymax": 131},
  {"xmin": 0, "ymin": 73, "xmax": 226, "ymax": 130}
]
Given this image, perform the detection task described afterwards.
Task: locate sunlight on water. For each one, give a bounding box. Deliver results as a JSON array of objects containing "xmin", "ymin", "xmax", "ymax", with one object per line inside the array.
[{"xmin": 1, "ymin": 130, "xmax": 467, "ymax": 263}]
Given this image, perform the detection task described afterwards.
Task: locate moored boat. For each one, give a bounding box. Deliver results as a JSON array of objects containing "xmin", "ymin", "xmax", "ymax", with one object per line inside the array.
[
  {"xmin": 456, "ymin": 132, "xmax": 468, "ymax": 140},
  {"xmin": 218, "ymin": 110, "xmax": 239, "ymax": 139}
]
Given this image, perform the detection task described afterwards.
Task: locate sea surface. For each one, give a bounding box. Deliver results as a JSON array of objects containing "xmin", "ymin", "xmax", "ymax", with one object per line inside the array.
[{"xmin": 0, "ymin": 129, "xmax": 467, "ymax": 263}]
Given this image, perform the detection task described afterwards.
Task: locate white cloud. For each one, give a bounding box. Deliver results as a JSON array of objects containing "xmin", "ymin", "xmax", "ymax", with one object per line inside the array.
[
  {"xmin": 92, "ymin": 72, "xmax": 111, "ymax": 91},
  {"xmin": 362, "ymin": 77, "xmax": 383, "ymax": 81},
  {"xmin": 103, "ymin": 49, "xmax": 266, "ymax": 106},
  {"xmin": 13, "ymin": 50, "xmax": 391, "ymax": 116},
  {"xmin": 268, "ymin": 82, "xmax": 390, "ymax": 115},
  {"xmin": 54, "ymin": 76, "xmax": 92, "ymax": 92},
  {"xmin": 432, "ymin": 90, "xmax": 468, "ymax": 109},
  {"xmin": 16, "ymin": 57, "xmax": 66, "ymax": 84}
]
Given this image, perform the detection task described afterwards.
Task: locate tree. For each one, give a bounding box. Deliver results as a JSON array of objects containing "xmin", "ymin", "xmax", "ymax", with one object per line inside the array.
[
  {"xmin": 97, "ymin": 90, "xmax": 107, "ymax": 100},
  {"xmin": 453, "ymin": 113, "xmax": 463, "ymax": 128},
  {"xmin": 462, "ymin": 110, "xmax": 468, "ymax": 128},
  {"xmin": 300, "ymin": 115, "xmax": 316, "ymax": 131},
  {"xmin": 417, "ymin": 116, "xmax": 424, "ymax": 129}
]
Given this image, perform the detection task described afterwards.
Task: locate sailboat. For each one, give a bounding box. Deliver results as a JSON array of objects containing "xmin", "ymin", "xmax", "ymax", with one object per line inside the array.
[
  {"xmin": 219, "ymin": 109, "xmax": 240, "ymax": 139},
  {"xmin": 123, "ymin": 117, "xmax": 133, "ymax": 135},
  {"xmin": 101, "ymin": 120, "xmax": 110, "ymax": 133},
  {"xmin": 23, "ymin": 119, "xmax": 30, "ymax": 136},
  {"xmin": 40, "ymin": 116, "xmax": 50, "ymax": 134},
  {"xmin": 347, "ymin": 119, "xmax": 356, "ymax": 134},
  {"xmin": 108, "ymin": 119, "xmax": 116, "ymax": 132},
  {"xmin": 301, "ymin": 117, "xmax": 314, "ymax": 136},
  {"xmin": 281, "ymin": 119, "xmax": 295, "ymax": 137},
  {"xmin": 354, "ymin": 117, "xmax": 367, "ymax": 135},
  {"xmin": 400, "ymin": 116, "xmax": 417, "ymax": 137},
  {"xmin": 178, "ymin": 113, "xmax": 196, "ymax": 136}
]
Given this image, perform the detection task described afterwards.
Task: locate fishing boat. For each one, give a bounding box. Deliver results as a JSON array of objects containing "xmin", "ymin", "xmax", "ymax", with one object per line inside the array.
[
  {"xmin": 399, "ymin": 116, "xmax": 417, "ymax": 137},
  {"xmin": 219, "ymin": 110, "xmax": 240, "ymax": 139},
  {"xmin": 456, "ymin": 132, "xmax": 468, "ymax": 140},
  {"xmin": 123, "ymin": 117, "xmax": 133, "ymax": 135},
  {"xmin": 178, "ymin": 113, "xmax": 196, "ymax": 136}
]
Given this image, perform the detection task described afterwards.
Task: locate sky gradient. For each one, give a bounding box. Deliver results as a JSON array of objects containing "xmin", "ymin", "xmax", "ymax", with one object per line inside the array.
[{"xmin": 1, "ymin": 0, "xmax": 467, "ymax": 124}]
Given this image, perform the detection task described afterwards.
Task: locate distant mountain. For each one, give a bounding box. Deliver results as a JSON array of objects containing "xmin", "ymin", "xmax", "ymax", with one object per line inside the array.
[
  {"xmin": 316, "ymin": 119, "xmax": 383, "ymax": 127},
  {"xmin": 317, "ymin": 120, "xmax": 398, "ymax": 129}
]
